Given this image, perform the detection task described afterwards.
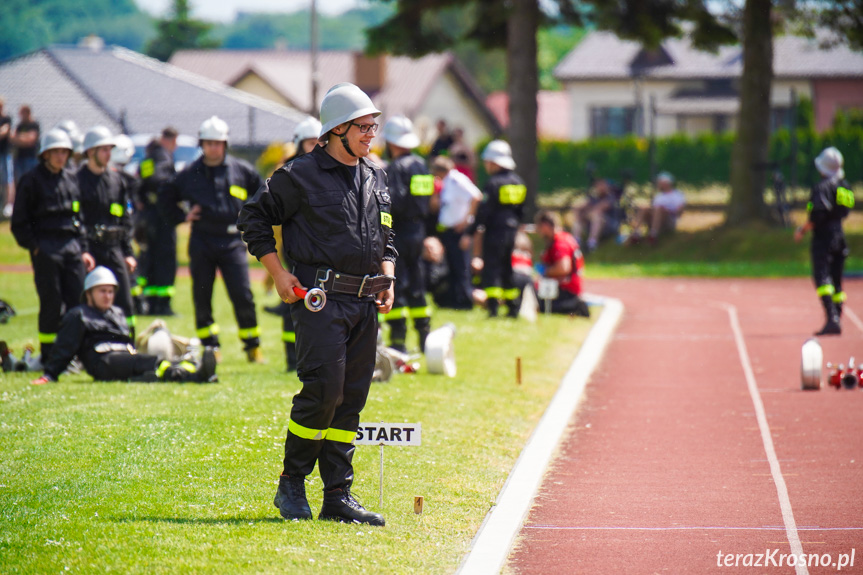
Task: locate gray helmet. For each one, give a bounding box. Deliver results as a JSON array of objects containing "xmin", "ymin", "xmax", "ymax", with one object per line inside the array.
[
  {"xmin": 383, "ymin": 115, "xmax": 420, "ymax": 149},
  {"xmin": 319, "ymin": 82, "xmax": 381, "ymax": 139},
  {"xmin": 83, "ymin": 126, "xmax": 115, "ymax": 152},
  {"xmin": 84, "ymin": 266, "xmax": 119, "ymax": 292},
  {"xmin": 39, "ymin": 128, "xmax": 74, "ymax": 156}
]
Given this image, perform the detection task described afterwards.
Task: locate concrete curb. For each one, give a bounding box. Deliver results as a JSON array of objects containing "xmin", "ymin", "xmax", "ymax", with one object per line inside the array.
[{"xmin": 456, "ymin": 294, "xmax": 624, "ymax": 575}]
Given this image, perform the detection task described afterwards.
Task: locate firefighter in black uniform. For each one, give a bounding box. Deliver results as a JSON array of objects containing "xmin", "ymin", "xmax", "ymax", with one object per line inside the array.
[
  {"xmin": 138, "ymin": 127, "xmax": 178, "ymax": 316},
  {"xmin": 381, "ymin": 114, "xmax": 433, "ymax": 352},
  {"xmin": 77, "ymin": 125, "xmax": 138, "ymax": 336},
  {"xmin": 473, "ymin": 140, "xmax": 527, "ymax": 318},
  {"xmin": 30, "ymin": 266, "xmax": 216, "ymax": 385},
  {"xmin": 238, "ymin": 82, "xmax": 395, "ymax": 526},
  {"xmin": 11, "ymin": 128, "xmax": 94, "ymax": 361},
  {"xmin": 794, "ymin": 146, "xmax": 852, "ymax": 335},
  {"xmin": 160, "ymin": 116, "xmax": 265, "ymax": 362}
]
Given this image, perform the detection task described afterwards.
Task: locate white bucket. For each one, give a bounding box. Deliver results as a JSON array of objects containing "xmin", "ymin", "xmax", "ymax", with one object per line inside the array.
[{"xmin": 425, "ymin": 323, "xmax": 457, "ymax": 377}]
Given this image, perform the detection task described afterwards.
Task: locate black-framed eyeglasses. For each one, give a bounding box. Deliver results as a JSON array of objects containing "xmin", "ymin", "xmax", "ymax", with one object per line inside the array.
[{"xmin": 350, "ymin": 122, "xmax": 379, "ymax": 134}]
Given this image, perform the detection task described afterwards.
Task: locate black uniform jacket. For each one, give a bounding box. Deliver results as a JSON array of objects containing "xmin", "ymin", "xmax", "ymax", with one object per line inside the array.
[
  {"xmin": 44, "ymin": 304, "xmax": 133, "ymax": 380},
  {"xmin": 476, "ymin": 169, "xmax": 526, "ymax": 232},
  {"xmin": 386, "ymin": 153, "xmax": 431, "ymax": 231},
  {"xmin": 808, "ymin": 176, "xmax": 852, "ymax": 240},
  {"xmin": 238, "ymin": 145, "xmax": 397, "ymax": 277},
  {"xmin": 139, "ymin": 142, "xmax": 175, "ymax": 210},
  {"xmin": 77, "ymin": 164, "xmax": 135, "ymax": 256},
  {"xmin": 160, "ymin": 155, "xmax": 264, "ymax": 236},
  {"xmin": 11, "ymin": 163, "xmax": 84, "ymax": 251}
]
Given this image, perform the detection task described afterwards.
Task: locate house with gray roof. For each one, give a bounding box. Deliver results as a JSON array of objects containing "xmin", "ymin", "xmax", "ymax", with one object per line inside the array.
[
  {"xmin": 169, "ymin": 49, "xmax": 501, "ymax": 148},
  {"xmin": 554, "ymin": 31, "xmax": 863, "ymax": 141},
  {"xmin": 0, "ymin": 39, "xmax": 307, "ymax": 148}
]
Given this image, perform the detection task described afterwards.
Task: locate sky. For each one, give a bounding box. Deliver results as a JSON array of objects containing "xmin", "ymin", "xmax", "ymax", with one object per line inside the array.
[{"xmin": 135, "ymin": 0, "xmax": 364, "ymax": 22}]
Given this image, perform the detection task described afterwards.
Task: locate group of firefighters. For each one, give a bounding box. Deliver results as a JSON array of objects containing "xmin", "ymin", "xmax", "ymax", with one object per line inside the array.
[{"xmin": 6, "ymin": 79, "xmax": 853, "ymax": 526}]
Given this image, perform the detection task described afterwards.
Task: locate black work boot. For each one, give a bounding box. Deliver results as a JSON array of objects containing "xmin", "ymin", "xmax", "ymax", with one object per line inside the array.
[
  {"xmin": 815, "ymin": 295, "xmax": 841, "ymax": 336},
  {"xmin": 319, "ymin": 488, "xmax": 385, "ymax": 526},
  {"xmin": 273, "ymin": 475, "xmax": 312, "ymax": 520}
]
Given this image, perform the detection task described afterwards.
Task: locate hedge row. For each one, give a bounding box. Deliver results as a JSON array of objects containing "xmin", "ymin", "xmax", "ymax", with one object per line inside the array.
[{"xmin": 535, "ymin": 127, "xmax": 863, "ymax": 193}]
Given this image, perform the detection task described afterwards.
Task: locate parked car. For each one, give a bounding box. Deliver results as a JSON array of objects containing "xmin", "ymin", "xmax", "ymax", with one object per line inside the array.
[{"xmin": 124, "ymin": 133, "xmax": 201, "ymax": 175}]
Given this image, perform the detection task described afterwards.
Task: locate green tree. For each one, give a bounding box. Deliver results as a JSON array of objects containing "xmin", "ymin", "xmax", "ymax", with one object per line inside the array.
[{"xmin": 145, "ymin": 0, "xmax": 219, "ymax": 62}]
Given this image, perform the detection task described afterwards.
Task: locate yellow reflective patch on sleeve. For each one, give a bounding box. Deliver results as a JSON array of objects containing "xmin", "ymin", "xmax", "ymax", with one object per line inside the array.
[
  {"xmin": 110, "ymin": 203, "xmax": 124, "ymax": 217},
  {"xmin": 229, "ymin": 185, "xmax": 248, "ymax": 201},
  {"xmin": 72, "ymin": 201, "xmax": 80, "ymax": 213},
  {"xmin": 410, "ymin": 174, "xmax": 434, "ymax": 196},
  {"xmin": 837, "ymin": 186, "xmax": 855, "ymax": 209},
  {"xmin": 499, "ymin": 184, "xmax": 526, "ymax": 205},
  {"xmin": 140, "ymin": 158, "xmax": 155, "ymax": 179},
  {"xmin": 381, "ymin": 212, "xmax": 392, "ymax": 228}
]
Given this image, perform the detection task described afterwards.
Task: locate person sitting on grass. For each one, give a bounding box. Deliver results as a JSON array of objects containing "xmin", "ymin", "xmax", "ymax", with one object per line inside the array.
[
  {"xmin": 31, "ymin": 266, "xmax": 217, "ymax": 385},
  {"xmin": 626, "ymin": 171, "xmax": 685, "ymax": 245},
  {"xmin": 535, "ymin": 210, "xmax": 590, "ymax": 317},
  {"xmin": 572, "ymin": 178, "xmax": 624, "ymax": 253}
]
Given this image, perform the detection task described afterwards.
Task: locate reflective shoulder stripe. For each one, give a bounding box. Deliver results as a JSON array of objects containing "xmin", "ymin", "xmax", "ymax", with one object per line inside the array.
[
  {"xmin": 381, "ymin": 212, "xmax": 392, "ymax": 228},
  {"xmin": 281, "ymin": 331, "xmax": 296, "ymax": 343},
  {"xmin": 817, "ymin": 284, "xmax": 836, "ymax": 297},
  {"xmin": 229, "ymin": 185, "xmax": 248, "ymax": 201},
  {"xmin": 410, "ymin": 174, "xmax": 434, "ymax": 196},
  {"xmin": 140, "ymin": 158, "xmax": 155, "ymax": 179},
  {"xmin": 288, "ymin": 419, "xmax": 327, "ymax": 440},
  {"xmin": 326, "ymin": 427, "xmax": 357, "ymax": 444},
  {"xmin": 72, "ymin": 201, "xmax": 80, "ymax": 213},
  {"xmin": 806, "ymin": 201, "xmax": 813, "ymax": 213},
  {"xmin": 38, "ymin": 332, "xmax": 57, "ymax": 344},
  {"xmin": 499, "ymin": 184, "xmax": 526, "ymax": 205},
  {"xmin": 837, "ymin": 186, "xmax": 855, "ymax": 209},
  {"xmin": 110, "ymin": 203, "xmax": 124, "ymax": 217}
]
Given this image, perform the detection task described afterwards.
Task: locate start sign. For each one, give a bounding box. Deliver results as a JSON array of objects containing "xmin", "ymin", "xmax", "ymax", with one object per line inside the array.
[{"xmin": 355, "ymin": 423, "xmax": 422, "ymax": 446}]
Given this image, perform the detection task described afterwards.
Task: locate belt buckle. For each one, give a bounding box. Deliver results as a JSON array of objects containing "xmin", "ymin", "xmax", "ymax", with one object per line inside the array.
[
  {"xmin": 357, "ymin": 275, "xmax": 371, "ymax": 298},
  {"xmin": 316, "ymin": 268, "xmax": 332, "ymax": 293}
]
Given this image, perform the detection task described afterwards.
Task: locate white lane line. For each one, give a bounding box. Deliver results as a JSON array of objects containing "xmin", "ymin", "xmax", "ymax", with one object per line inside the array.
[
  {"xmin": 844, "ymin": 306, "xmax": 863, "ymax": 334},
  {"xmin": 724, "ymin": 303, "xmax": 809, "ymax": 575},
  {"xmin": 456, "ymin": 295, "xmax": 624, "ymax": 575}
]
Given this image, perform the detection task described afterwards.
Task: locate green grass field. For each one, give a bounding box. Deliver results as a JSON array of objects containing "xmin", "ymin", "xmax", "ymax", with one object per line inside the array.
[{"xmin": 0, "ymin": 239, "xmax": 594, "ymax": 574}]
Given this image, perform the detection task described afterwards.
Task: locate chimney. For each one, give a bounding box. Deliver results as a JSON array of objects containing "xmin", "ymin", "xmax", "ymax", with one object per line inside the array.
[
  {"xmin": 354, "ymin": 52, "xmax": 387, "ymax": 94},
  {"xmin": 78, "ymin": 35, "xmax": 105, "ymax": 51}
]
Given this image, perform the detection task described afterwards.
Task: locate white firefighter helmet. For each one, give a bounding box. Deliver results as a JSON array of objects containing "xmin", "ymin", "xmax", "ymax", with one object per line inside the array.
[
  {"xmin": 55, "ymin": 120, "xmax": 81, "ymax": 146},
  {"xmin": 199, "ymin": 115, "xmax": 229, "ymax": 142},
  {"xmin": 39, "ymin": 128, "xmax": 74, "ymax": 156},
  {"xmin": 383, "ymin": 115, "xmax": 420, "ymax": 149},
  {"xmin": 111, "ymin": 134, "xmax": 135, "ymax": 166},
  {"xmin": 318, "ymin": 82, "xmax": 381, "ymax": 139},
  {"xmin": 292, "ymin": 116, "xmax": 323, "ymax": 146},
  {"xmin": 83, "ymin": 125, "xmax": 115, "ymax": 152},
  {"xmin": 815, "ymin": 146, "xmax": 844, "ymax": 180},
  {"xmin": 481, "ymin": 139, "xmax": 516, "ymax": 170},
  {"xmin": 84, "ymin": 266, "xmax": 119, "ymax": 291}
]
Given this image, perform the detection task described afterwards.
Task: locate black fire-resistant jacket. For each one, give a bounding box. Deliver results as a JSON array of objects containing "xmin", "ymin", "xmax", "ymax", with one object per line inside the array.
[
  {"xmin": 77, "ymin": 164, "xmax": 135, "ymax": 256},
  {"xmin": 386, "ymin": 152, "xmax": 432, "ymax": 232},
  {"xmin": 808, "ymin": 176, "xmax": 852, "ymax": 241},
  {"xmin": 237, "ymin": 145, "xmax": 397, "ymax": 276},
  {"xmin": 11, "ymin": 163, "xmax": 84, "ymax": 251},
  {"xmin": 475, "ymin": 169, "xmax": 526, "ymax": 233},
  {"xmin": 160, "ymin": 154, "xmax": 264, "ymax": 236},
  {"xmin": 44, "ymin": 304, "xmax": 133, "ymax": 380},
  {"xmin": 138, "ymin": 142, "xmax": 175, "ymax": 211}
]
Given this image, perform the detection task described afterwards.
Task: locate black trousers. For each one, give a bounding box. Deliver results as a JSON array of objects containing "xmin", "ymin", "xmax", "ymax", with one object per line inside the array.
[
  {"xmin": 438, "ymin": 228, "xmax": 473, "ymax": 310},
  {"xmin": 140, "ymin": 209, "xmax": 177, "ymax": 296},
  {"xmin": 811, "ymin": 234, "xmax": 847, "ymax": 294},
  {"xmin": 188, "ymin": 231, "xmax": 259, "ymax": 349},
  {"xmin": 31, "ymin": 236, "xmax": 86, "ymax": 356},
  {"xmin": 88, "ymin": 351, "xmax": 160, "ymax": 381},
  {"xmin": 387, "ymin": 225, "xmax": 430, "ymax": 346},
  {"xmin": 282, "ymin": 297, "xmax": 378, "ymax": 491},
  {"xmin": 89, "ymin": 241, "xmax": 135, "ymax": 321},
  {"xmin": 482, "ymin": 226, "xmax": 519, "ymax": 314}
]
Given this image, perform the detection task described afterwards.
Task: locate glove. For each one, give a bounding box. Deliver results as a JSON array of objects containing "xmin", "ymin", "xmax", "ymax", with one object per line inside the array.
[{"xmin": 30, "ymin": 374, "xmax": 55, "ymax": 386}]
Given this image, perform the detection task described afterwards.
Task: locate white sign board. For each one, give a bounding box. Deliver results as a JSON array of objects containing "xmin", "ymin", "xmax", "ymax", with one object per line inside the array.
[
  {"xmin": 537, "ymin": 278, "xmax": 560, "ymax": 300},
  {"xmin": 355, "ymin": 423, "xmax": 422, "ymax": 446}
]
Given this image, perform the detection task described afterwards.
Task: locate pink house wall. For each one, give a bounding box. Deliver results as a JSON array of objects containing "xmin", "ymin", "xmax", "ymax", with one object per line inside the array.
[{"xmin": 813, "ymin": 79, "xmax": 863, "ymax": 132}]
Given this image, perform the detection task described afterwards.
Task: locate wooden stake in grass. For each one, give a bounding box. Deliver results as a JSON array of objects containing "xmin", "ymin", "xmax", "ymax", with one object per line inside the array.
[
  {"xmin": 516, "ymin": 356, "xmax": 522, "ymax": 385},
  {"xmin": 414, "ymin": 496, "xmax": 424, "ymax": 514}
]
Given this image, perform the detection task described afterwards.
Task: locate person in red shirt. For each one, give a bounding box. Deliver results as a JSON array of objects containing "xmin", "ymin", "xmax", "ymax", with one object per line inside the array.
[{"xmin": 535, "ymin": 210, "xmax": 590, "ymax": 317}]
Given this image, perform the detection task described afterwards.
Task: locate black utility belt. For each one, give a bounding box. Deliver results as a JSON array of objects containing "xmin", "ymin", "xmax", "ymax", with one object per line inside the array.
[
  {"xmin": 89, "ymin": 226, "xmax": 125, "ymax": 243},
  {"xmin": 296, "ymin": 264, "xmax": 394, "ymax": 298}
]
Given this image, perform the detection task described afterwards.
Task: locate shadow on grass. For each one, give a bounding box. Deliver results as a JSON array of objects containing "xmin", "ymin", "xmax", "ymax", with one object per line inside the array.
[{"xmin": 110, "ymin": 516, "xmax": 286, "ymax": 525}]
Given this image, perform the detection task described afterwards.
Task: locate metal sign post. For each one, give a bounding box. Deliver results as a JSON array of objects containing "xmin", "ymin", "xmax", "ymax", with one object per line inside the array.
[
  {"xmin": 537, "ymin": 278, "xmax": 559, "ymax": 315},
  {"xmin": 356, "ymin": 422, "xmax": 422, "ymax": 509}
]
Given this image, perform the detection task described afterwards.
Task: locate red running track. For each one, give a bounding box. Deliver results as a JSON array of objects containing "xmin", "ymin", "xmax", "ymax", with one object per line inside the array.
[{"xmin": 507, "ymin": 278, "xmax": 863, "ymax": 574}]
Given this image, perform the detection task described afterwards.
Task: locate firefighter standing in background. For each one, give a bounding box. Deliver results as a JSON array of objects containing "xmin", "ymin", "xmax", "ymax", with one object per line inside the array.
[
  {"xmin": 472, "ymin": 140, "xmax": 526, "ymax": 318},
  {"xmin": 138, "ymin": 127, "xmax": 178, "ymax": 316},
  {"xmin": 238, "ymin": 82, "xmax": 395, "ymax": 525},
  {"xmin": 11, "ymin": 128, "xmax": 94, "ymax": 361},
  {"xmin": 794, "ymin": 146, "xmax": 853, "ymax": 335},
  {"xmin": 381, "ymin": 115, "xmax": 433, "ymax": 352},
  {"xmin": 277, "ymin": 116, "xmax": 322, "ymax": 371},
  {"xmin": 77, "ymin": 126, "xmax": 138, "ymax": 336},
  {"xmin": 160, "ymin": 116, "xmax": 265, "ymax": 362}
]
